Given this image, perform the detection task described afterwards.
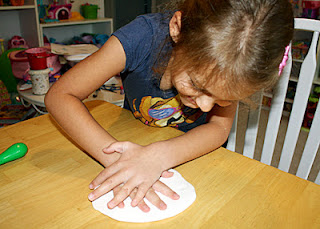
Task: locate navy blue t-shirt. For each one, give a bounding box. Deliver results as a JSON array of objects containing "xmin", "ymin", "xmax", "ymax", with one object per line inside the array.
[{"xmin": 112, "ymin": 13, "xmax": 207, "ymax": 132}]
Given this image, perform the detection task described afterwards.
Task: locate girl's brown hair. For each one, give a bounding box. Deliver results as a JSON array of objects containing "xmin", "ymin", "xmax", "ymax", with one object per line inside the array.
[{"xmin": 167, "ymin": 0, "xmax": 294, "ymax": 97}]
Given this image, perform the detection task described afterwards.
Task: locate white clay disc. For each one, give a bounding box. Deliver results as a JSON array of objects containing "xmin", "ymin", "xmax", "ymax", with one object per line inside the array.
[{"xmin": 92, "ymin": 169, "xmax": 196, "ymax": 223}]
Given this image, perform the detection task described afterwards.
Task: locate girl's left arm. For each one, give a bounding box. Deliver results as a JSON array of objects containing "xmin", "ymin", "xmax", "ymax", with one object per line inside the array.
[
  {"xmin": 153, "ymin": 102, "xmax": 237, "ymax": 169},
  {"xmin": 89, "ymin": 102, "xmax": 237, "ymax": 208}
]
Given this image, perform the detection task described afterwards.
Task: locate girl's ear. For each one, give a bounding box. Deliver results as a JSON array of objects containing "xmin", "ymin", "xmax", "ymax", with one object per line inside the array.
[{"xmin": 169, "ymin": 11, "xmax": 182, "ymax": 43}]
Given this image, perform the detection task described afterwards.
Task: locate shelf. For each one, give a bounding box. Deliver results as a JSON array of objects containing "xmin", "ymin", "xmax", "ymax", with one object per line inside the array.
[
  {"xmin": 0, "ymin": 1, "xmax": 39, "ymax": 49},
  {"xmin": 39, "ymin": 18, "xmax": 113, "ymax": 46},
  {"xmin": 290, "ymin": 76, "xmax": 320, "ymax": 85},
  {"xmin": 40, "ymin": 18, "xmax": 113, "ymax": 28},
  {"xmin": 292, "ymin": 58, "xmax": 304, "ymax": 63},
  {"xmin": 262, "ymin": 105, "xmax": 290, "ymax": 117},
  {"xmin": 314, "ymin": 78, "xmax": 320, "ymax": 85},
  {"xmin": 1, "ymin": 0, "xmax": 110, "ymax": 48},
  {"xmin": 0, "ymin": 5, "xmax": 35, "ymax": 10},
  {"xmin": 263, "ymin": 92, "xmax": 294, "ymax": 104}
]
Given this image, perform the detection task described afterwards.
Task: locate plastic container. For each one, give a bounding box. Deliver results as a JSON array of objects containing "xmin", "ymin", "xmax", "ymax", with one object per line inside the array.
[
  {"xmin": 25, "ymin": 48, "xmax": 50, "ymax": 70},
  {"xmin": 81, "ymin": 4, "xmax": 99, "ymax": 19},
  {"xmin": 9, "ymin": 50, "xmax": 29, "ymax": 79}
]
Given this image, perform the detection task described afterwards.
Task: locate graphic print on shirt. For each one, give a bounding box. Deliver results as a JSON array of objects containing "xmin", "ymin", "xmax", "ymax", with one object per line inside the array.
[{"xmin": 132, "ymin": 95, "xmax": 203, "ymax": 128}]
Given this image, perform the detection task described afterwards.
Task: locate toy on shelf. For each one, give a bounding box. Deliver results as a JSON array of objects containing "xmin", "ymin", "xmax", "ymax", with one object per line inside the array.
[
  {"xmin": 292, "ymin": 40, "xmax": 310, "ymax": 60},
  {"xmin": 0, "ymin": 0, "xmax": 24, "ymax": 5},
  {"xmin": 68, "ymin": 11, "xmax": 84, "ymax": 21},
  {"xmin": 302, "ymin": 0, "xmax": 320, "ymax": 19},
  {"xmin": 37, "ymin": 0, "xmax": 47, "ymax": 22},
  {"xmin": 302, "ymin": 0, "xmax": 320, "ymax": 9},
  {"xmin": 72, "ymin": 33, "xmax": 109, "ymax": 47},
  {"xmin": 38, "ymin": 0, "xmax": 73, "ymax": 23},
  {"xmin": 286, "ymin": 82, "xmax": 297, "ymax": 100},
  {"xmin": 81, "ymin": 3, "xmax": 99, "ymax": 19},
  {"xmin": 291, "ymin": 0, "xmax": 303, "ymax": 17},
  {"xmin": 302, "ymin": 86, "xmax": 320, "ymax": 130},
  {"xmin": 0, "ymin": 0, "xmax": 10, "ymax": 5},
  {"xmin": 10, "ymin": 0, "xmax": 24, "ymax": 6},
  {"xmin": 47, "ymin": 0, "xmax": 72, "ymax": 21},
  {"xmin": 8, "ymin": 35, "xmax": 29, "ymax": 50}
]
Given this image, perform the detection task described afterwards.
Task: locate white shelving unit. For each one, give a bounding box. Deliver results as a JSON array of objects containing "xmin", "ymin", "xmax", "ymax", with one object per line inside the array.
[
  {"xmin": 0, "ymin": 0, "xmax": 113, "ymax": 48},
  {"xmin": 39, "ymin": 18, "xmax": 113, "ymax": 46},
  {"xmin": 0, "ymin": 0, "xmax": 40, "ymax": 49}
]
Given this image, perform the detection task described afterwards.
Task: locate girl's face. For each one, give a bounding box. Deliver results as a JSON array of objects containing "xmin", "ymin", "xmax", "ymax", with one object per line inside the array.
[{"xmin": 171, "ymin": 70, "xmax": 249, "ymax": 112}]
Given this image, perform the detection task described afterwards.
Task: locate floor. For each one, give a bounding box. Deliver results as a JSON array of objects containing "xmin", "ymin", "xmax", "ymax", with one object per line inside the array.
[
  {"xmin": 236, "ymin": 102, "xmax": 320, "ymax": 183},
  {"xmin": 0, "ymin": 92, "xmax": 38, "ymax": 127}
]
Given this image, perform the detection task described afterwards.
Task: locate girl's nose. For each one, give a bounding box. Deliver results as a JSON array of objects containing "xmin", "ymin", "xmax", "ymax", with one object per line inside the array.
[{"xmin": 195, "ymin": 94, "xmax": 215, "ymax": 112}]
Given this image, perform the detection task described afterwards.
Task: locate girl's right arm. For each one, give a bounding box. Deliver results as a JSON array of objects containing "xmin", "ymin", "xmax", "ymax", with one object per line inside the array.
[
  {"xmin": 45, "ymin": 36, "xmax": 126, "ymax": 165},
  {"xmin": 45, "ymin": 36, "xmax": 178, "ymax": 211}
]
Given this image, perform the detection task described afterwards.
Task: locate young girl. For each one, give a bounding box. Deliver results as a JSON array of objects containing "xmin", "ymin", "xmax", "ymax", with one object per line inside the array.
[{"xmin": 45, "ymin": 0, "xmax": 293, "ymax": 212}]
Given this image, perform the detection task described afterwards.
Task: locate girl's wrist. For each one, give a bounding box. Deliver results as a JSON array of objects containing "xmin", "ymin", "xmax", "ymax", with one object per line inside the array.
[
  {"xmin": 102, "ymin": 153, "xmax": 121, "ymax": 167},
  {"xmin": 147, "ymin": 140, "xmax": 177, "ymax": 172},
  {"xmin": 99, "ymin": 140, "xmax": 120, "ymax": 167}
]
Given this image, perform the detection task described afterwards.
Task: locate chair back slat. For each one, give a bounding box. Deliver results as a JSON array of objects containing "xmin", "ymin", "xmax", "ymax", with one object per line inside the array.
[
  {"xmin": 260, "ymin": 46, "xmax": 292, "ymax": 165},
  {"xmin": 227, "ymin": 18, "xmax": 320, "ymax": 184},
  {"xmin": 278, "ymin": 29, "xmax": 319, "ymax": 172},
  {"xmin": 315, "ymin": 171, "xmax": 320, "ymax": 185},
  {"xmin": 294, "ymin": 18, "xmax": 320, "ymax": 31},
  {"xmin": 243, "ymin": 93, "xmax": 263, "ymax": 158},
  {"xmin": 226, "ymin": 105, "xmax": 238, "ymax": 152},
  {"xmin": 296, "ymin": 102, "xmax": 320, "ymax": 182}
]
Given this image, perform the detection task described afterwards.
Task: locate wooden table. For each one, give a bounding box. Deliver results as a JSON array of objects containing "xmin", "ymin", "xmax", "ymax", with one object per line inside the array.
[{"xmin": 1, "ymin": 100, "xmax": 319, "ymax": 229}]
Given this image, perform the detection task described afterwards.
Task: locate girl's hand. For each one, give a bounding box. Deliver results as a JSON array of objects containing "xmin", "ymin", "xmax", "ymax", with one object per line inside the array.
[
  {"xmin": 88, "ymin": 141, "xmax": 179, "ymax": 211},
  {"xmin": 110, "ymin": 172, "xmax": 179, "ymax": 212}
]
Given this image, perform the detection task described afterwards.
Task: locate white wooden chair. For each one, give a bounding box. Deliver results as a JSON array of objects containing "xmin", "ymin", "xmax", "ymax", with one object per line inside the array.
[{"xmin": 227, "ymin": 18, "xmax": 320, "ymax": 184}]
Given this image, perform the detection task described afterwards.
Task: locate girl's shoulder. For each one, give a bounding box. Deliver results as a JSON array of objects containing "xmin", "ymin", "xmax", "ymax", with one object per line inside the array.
[
  {"xmin": 120, "ymin": 12, "xmax": 171, "ymax": 35},
  {"xmin": 112, "ymin": 12, "xmax": 172, "ymax": 73}
]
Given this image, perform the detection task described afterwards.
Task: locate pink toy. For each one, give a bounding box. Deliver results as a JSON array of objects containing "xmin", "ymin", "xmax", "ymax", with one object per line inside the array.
[
  {"xmin": 8, "ymin": 36, "xmax": 29, "ymax": 49},
  {"xmin": 303, "ymin": 0, "xmax": 320, "ymax": 8},
  {"xmin": 302, "ymin": 0, "xmax": 320, "ymax": 18},
  {"xmin": 9, "ymin": 50, "xmax": 29, "ymax": 79},
  {"xmin": 47, "ymin": 1, "xmax": 72, "ymax": 20}
]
